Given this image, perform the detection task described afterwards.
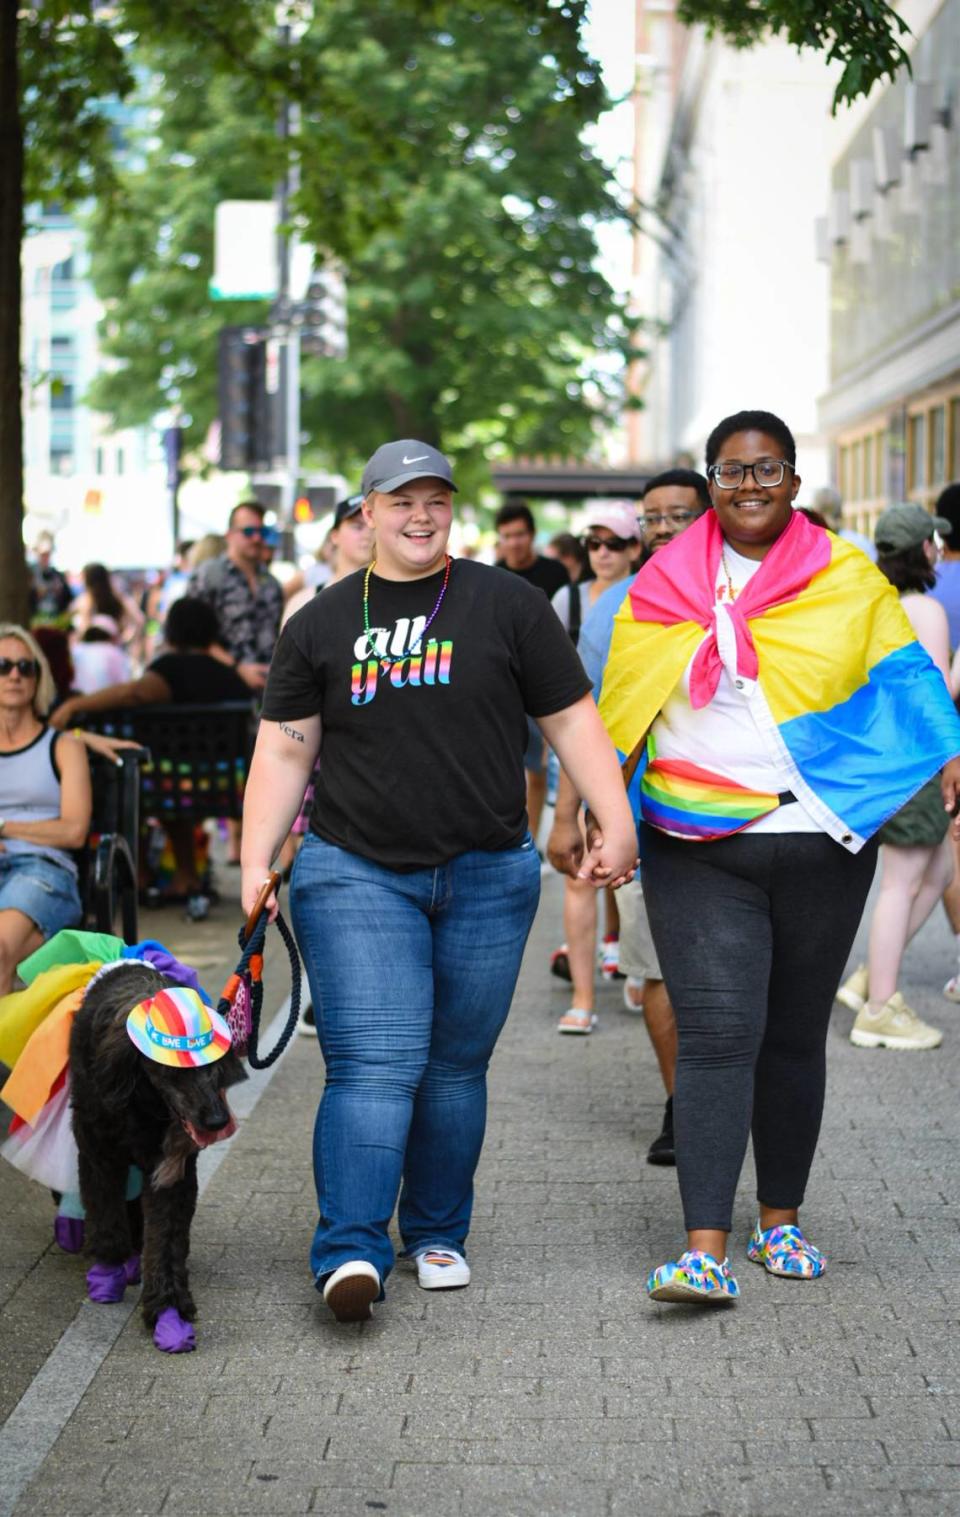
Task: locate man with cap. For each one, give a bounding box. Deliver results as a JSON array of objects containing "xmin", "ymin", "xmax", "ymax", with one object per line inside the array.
[{"xmin": 242, "ymin": 437, "xmax": 638, "ymax": 1324}]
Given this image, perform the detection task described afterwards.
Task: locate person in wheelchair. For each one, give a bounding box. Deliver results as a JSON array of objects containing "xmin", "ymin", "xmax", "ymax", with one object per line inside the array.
[
  {"xmin": 0, "ymin": 625, "xmax": 91, "ymax": 995},
  {"xmin": 50, "ymin": 598, "xmax": 251, "ymax": 915}
]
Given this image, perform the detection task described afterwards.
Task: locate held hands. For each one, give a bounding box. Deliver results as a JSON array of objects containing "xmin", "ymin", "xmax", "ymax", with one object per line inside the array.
[
  {"xmin": 577, "ymin": 809, "xmax": 638, "ymax": 890},
  {"xmin": 942, "ymin": 758, "xmax": 960, "ymax": 840},
  {"xmin": 546, "ymin": 816, "xmax": 585, "ymax": 878}
]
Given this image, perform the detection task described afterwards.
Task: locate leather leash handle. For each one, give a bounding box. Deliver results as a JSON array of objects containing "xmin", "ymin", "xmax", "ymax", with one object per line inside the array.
[{"xmin": 243, "ymin": 870, "xmax": 282, "ymax": 943}]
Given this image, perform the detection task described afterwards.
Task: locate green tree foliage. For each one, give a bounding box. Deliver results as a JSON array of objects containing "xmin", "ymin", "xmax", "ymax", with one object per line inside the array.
[
  {"xmin": 677, "ymin": 0, "xmax": 911, "ymax": 113},
  {"xmin": 86, "ymin": 2, "xmax": 624, "ymax": 486}
]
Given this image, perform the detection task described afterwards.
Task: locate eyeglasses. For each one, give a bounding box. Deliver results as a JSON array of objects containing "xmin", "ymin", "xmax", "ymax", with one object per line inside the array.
[
  {"xmin": 582, "ymin": 534, "xmax": 633, "ymax": 552},
  {"xmin": 236, "ymin": 524, "xmax": 265, "ymax": 539},
  {"xmin": 637, "ymin": 511, "xmax": 697, "ymax": 529},
  {"xmin": 708, "ymin": 460, "xmax": 795, "ymax": 490},
  {"xmin": 0, "ymin": 657, "xmax": 39, "ymax": 678}
]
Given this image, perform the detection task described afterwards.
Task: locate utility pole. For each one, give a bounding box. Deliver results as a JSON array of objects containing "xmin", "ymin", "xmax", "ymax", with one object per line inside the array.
[{"xmin": 275, "ymin": 13, "xmax": 301, "ymax": 529}]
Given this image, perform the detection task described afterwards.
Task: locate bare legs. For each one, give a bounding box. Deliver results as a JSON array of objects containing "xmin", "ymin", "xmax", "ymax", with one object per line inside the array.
[
  {"xmin": 0, "ymin": 908, "xmax": 43, "ymax": 997},
  {"xmin": 867, "ymin": 839, "xmax": 954, "ymax": 1006}
]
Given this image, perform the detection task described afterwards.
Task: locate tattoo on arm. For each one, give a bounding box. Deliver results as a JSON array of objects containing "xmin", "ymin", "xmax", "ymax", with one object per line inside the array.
[{"xmin": 280, "ymin": 723, "xmax": 305, "ymax": 743}]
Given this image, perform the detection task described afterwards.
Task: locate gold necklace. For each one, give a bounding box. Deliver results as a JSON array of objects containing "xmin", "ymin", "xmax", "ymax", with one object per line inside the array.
[{"xmin": 719, "ymin": 547, "xmax": 738, "ymax": 601}]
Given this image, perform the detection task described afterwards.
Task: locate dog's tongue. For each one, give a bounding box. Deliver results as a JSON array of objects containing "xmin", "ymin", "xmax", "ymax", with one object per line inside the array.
[{"xmin": 183, "ymin": 1109, "xmax": 238, "ymax": 1149}]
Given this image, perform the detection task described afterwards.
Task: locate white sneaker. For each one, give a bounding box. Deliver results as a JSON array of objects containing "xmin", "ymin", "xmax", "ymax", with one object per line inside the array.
[
  {"xmin": 414, "ymin": 1248, "xmax": 471, "ymax": 1290},
  {"xmin": 943, "ymin": 974, "xmax": 960, "ymax": 1003},
  {"xmin": 850, "ymin": 993, "xmax": 942, "ymax": 1051},
  {"xmin": 322, "ymin": 1260, "xmax": 380, "ymax": 1321},
  {"xmin": 835, "ymin": 964, "xmax": 868, "ymax": 1014},
  {"xmin": 599, "ymin": 935, "xmax": 624, "ymax": 981}
]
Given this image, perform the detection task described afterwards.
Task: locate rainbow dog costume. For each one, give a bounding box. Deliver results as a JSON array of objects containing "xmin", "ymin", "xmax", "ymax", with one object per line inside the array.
[{"xmin": 598, "ymin": 508, "xmax": 960, "ymax": 846}]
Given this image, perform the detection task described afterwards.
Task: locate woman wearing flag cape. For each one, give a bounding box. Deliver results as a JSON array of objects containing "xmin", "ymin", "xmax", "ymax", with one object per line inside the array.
[{"xmin": 597, "ymin": 410, "xmax": 960, "ymax": 1305}]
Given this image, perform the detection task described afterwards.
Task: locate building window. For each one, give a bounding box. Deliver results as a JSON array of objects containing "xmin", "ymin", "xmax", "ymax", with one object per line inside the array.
[
  {"xmin": 50, "ymin": 448, "xmax": 74, "ymax": 476},
  {"xmin": 909, "ymin": 414, "xmax": 926, "ymax": 493},
  {"xmin": 862, "ymin": 436, "xmax": 873, "ymax": 500},
  {"xmin": 94, "ymin": 446, "xmax": 105, "ymax": 475},
  {"xmin": 838, "ymin": 444, "xmax": 849, "ymax": 500},
  {"xmin": 115, "ymin": 448, "xmax": 125, "ymax": 476},
  {"xmin": 931, "ymin": 406, "xmax": 946, "ymax": 485},
  {"xmin": 49, "ymin": 381, "xmax": 74, "ymax": 412}
]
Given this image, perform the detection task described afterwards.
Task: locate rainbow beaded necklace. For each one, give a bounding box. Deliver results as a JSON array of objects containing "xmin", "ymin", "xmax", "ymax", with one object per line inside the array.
[{"xmin": 362, "ymin": 554, "xmax": 452, "ymax": 664}]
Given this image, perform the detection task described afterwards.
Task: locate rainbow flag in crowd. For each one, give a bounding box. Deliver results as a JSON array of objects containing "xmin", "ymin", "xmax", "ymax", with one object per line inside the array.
[{"xmin": 598, "ymin": 509, "xmax": 960, "ymax": 850}]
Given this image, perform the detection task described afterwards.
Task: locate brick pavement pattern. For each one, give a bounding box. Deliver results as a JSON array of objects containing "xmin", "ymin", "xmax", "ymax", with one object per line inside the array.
[{"xmin": 2, "ymin": 869, "xmax": 960, "ymax": 1516}]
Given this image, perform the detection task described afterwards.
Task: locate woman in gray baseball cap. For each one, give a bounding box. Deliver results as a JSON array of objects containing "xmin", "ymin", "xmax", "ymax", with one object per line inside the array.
[
  {"xmin": 838, "ymin": 502, "xmax": 953, "ymax": 1050},
  {"xmin": 241, "ymin": 438, "xmax": 638, "ymax": 1323}
]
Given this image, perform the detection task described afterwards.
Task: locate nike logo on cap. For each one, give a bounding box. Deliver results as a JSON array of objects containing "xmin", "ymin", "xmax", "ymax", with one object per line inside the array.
[{"xmin": 402, "ymin": 454, "xmax": 429, "ymax": 464}]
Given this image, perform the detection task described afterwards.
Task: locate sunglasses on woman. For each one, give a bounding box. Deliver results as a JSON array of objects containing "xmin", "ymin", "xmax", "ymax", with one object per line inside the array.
[
  {"xmin": 0, "ymin": 657, "xmax": 39, "ymax": 678},
  {"xmin": 582, "ymin": 534, "xmax": 633, "ymax": 552}
]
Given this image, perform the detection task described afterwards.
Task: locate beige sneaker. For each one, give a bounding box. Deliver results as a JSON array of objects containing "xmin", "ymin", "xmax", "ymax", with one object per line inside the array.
[
  {"xmin": 836, "ymin": 964, "xmax": 869, "ymax": 1014},
  {"xmin": 850, "ymin": 992, "xmax": 943, "ymax": 1050}
]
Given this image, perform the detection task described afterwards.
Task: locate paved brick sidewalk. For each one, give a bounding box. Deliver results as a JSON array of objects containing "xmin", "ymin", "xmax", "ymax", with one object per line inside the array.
[{"xmin": 3, "ymin": 868, "xmax": 960, "ymax": 1516}]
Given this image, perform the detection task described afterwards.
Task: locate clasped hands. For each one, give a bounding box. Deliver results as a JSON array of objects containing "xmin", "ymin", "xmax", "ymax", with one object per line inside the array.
[{"xmin": 546, "ymin": 811, "xmax": 638, "ymax": 889}]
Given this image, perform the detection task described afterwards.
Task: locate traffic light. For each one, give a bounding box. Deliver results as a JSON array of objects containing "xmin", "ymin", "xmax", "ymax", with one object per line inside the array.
[
  {"xmin": 299, "ymin": 264, "xmax": 348, "ymax": 359},
  {"xmin": 217, "ymin": 326, "xmax": 270, "ymax": 469}
]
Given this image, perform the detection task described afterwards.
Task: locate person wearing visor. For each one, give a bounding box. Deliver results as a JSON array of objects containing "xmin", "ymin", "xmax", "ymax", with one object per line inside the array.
[
  {"xmin": 282, "ymin": 495, "xmax": 373, "ymax": 626},
  {"xmin": 597, "ymin": 411, "xmax": 960, "ymax": 1307},
  {"xmin": 242, "ymin": 439, "xmax": 638, "ymax": 1324},
  {"xmin": 837, "ymin": 502, "xmax": 955, "ymax": 1051}
]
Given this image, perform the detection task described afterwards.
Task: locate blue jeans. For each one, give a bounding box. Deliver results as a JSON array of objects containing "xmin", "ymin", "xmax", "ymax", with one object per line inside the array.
[{"xmin": 291, "ymin": 831, "xmax": 541, "ymax": 1286}]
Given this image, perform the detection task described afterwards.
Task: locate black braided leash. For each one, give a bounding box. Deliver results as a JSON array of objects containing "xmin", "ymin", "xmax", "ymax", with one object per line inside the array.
[{"xmin": 218, "ymin": 903, "xmax": 302, "ymax": 1070}]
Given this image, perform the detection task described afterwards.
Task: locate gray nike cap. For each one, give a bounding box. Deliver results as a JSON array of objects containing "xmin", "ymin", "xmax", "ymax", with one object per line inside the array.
[{"xmin": 361, "ymin": 439, "xmax": 458, "ymax": 497}]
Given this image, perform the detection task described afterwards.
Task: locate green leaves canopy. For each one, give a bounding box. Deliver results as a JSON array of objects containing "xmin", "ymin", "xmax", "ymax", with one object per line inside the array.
[
  {"xmin": 676, "ymin": 0, "xmax": 911, "ymax": 113},
  {"xmin": 85, "ymin": 2, "xmax": 625, "ymax": 486}
]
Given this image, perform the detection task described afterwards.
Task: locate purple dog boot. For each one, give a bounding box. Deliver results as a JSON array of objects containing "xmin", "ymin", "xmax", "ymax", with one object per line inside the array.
[
  {"xmin": 86, "ymin": 1261, "xmax": 129, "ymax": 1303},
  {"xmin": 53, "ymin": 1215, "xmax": 86, "ymax": 1254},
  {"xmin": 153, "ymin": 1307, "xmax": 196, "ymax": 1354},
  {"xmin": 124, "ymin": 1253, "xmax": 142, "ymax": 1286}
]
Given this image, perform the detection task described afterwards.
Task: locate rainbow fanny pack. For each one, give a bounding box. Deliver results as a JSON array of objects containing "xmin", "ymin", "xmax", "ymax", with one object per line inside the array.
[{"xmin": 640, "ymin": 756, "xmax": 796, "ymax": 842}]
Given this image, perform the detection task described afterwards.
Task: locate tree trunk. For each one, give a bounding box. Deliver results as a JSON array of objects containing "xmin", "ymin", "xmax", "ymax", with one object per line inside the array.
[{"xmin": 0, "ymin": 0, "xmax": 28, "ymax": 625}]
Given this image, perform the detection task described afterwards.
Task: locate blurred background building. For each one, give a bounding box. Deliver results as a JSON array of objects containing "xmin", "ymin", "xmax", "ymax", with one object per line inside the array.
[{"xmin": 818, "ymin": 0, "xmax": 959, "ymax": 534}]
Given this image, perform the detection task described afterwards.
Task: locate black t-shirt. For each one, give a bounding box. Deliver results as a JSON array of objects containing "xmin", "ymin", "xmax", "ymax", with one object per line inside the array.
[
  {"xmin": 500, "ymin": 555, "xmax": 569, "ymax": 600},
  {"xmin": 147, "ymin": 652, "xmax": 252, "ymax": 705},
  {"xmin": 262, "ymin": 559, "xmax": 591, "ymax": 869}
]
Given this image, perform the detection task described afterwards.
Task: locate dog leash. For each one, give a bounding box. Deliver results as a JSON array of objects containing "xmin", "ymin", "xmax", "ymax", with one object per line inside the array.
[{"xmin": 217, "ymin": 871, "xmax": 302, "ymax": 1069}]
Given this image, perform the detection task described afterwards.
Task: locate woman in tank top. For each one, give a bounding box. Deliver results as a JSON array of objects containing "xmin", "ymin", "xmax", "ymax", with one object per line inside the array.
[{"xmin": 0, "ymin": 625, "xmax": 91, "ymax": 995}]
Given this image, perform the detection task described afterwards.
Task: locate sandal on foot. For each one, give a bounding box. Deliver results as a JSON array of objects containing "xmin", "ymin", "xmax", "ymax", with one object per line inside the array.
[
  {"xmin": 557, "ymin": 1007, "xmax": 596, "ymax": 1035},
  {"xmin": 622, "ymin": 975, "xmax": 645, "ymax": 1013},
  {"xmin": 746, "ymin": 1222, "xmax": 825, "ymax": 1279},
  {"xmin": 648, "ymin": 1249, "xmax": 739, "ymax": 1304}
]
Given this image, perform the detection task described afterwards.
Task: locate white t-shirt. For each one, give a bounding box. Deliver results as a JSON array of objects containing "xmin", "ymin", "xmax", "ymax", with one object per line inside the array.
[{"xmin": 650, "ymin": 543, "xmax": 821, "ymax": 834}]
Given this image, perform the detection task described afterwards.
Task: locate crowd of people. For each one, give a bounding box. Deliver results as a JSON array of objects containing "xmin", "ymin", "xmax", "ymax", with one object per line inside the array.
[{"xmin": 4, "ymin": 418, "xmax": 960, "ymax": 1321}]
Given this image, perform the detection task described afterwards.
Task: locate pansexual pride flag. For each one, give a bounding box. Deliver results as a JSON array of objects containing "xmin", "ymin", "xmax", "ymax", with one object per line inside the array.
[{"xmin": 598, "ymin": 509, "xmax": 960, "ymax": 850}]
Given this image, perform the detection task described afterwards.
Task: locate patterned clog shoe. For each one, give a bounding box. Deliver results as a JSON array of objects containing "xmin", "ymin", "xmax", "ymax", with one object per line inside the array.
[
  {"xmin": 746, "ymin": 1222, "xmax": 826, "ymax": 1279},
  {"xmin": 647, "ymin": 1249, "xmax": 740, "ymax": 1304}
]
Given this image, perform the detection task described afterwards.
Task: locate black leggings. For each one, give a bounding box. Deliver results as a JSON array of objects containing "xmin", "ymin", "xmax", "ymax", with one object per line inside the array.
[{"xmin": 641, "ymin": 824, "xmax": 878, "ymax": 1232}]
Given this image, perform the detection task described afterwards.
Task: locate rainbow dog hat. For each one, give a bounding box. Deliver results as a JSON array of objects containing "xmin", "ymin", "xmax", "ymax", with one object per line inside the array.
[{"xmin": 126, "ymin": 986, "xmax": 232, "ymax": 1068}]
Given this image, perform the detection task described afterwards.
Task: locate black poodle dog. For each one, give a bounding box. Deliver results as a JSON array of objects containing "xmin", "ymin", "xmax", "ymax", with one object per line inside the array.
[{"xmin": 69, "ymin": 961, "xmax": 246, "ymax": 1350}]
